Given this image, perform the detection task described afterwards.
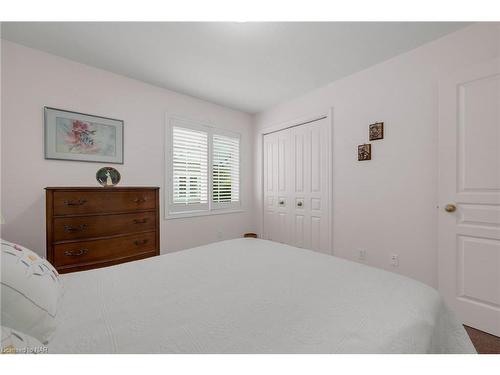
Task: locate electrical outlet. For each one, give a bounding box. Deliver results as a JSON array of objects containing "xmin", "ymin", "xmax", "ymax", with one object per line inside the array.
[
  {"xmin": 390, "ymin": 254, "xmax": 399, "ymax": 267},
  {"xmin": 357, "ymin": 249, "xmax": 366, "ymax": 262}
]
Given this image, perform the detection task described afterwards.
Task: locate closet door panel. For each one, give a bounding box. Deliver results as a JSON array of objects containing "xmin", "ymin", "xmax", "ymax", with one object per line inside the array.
[
  {"xmin": 311, "ymin": 216, "xmax": 321, "ymax": 252},
  {"xmin": 294, "ymin": 131, "xmax": 305, "ymax": 193},
  {"xmin": 263, "ymin": 130, "xmax": 292, "ymax": 244},
  {"xmin": 263, "ymin": 134, "xmax": 275, "ymax": 241},
  {"xmin": 294, "ymin": 214, "xmax": 305, "ymax": 248},
  {"xmin": 311, "ymin": 127, "xmax": 321, "ymax": 193},
  {"xmin": 265, "ymin": 141, "xmax": 274, "ymax": 193},
  {"xmin": 310, "ymin": 120, "xmax": 330, "ymax": 254},
  {"xmin": 290, "ymin": 119, "xmax": 330, "ymax": 254},
  {"xmin": 291, "ymin": 124, "xmax": 311, "ymax": 249},
  {"xmin": 276, "ymin": 130, "xmax": 292, "ymax": 244}
]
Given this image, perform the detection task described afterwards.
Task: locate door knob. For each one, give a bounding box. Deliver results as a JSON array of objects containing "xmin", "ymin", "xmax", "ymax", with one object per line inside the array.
[{"xmin": 444, "ymin": 204, "xmax": 457, "ymax": 213}]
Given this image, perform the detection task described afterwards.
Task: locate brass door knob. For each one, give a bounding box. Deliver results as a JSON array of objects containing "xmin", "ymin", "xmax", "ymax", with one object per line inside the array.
[{"xmin": 444, "ymin": 204, "xmax": 457, "ymax": 213}]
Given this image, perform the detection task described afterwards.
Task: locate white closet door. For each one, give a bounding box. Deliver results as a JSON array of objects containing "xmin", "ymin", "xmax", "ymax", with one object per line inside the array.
[
  {"xmin": 263, "ymin": 118, "xmax": 331, "ymax": 254},
  {"xmin": 263, "ymin": 133, "xmax": 273, "ymax": 241},
  {"xmin": 290, "ymin": 119, "xmax": 331, "ymax": 253},
  {"xmin": 263, "ymin": 129, "xmax": 292, "ymax": 244}
]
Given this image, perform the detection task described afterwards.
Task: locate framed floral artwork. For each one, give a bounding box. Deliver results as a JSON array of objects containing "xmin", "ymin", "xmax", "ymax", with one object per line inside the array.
[{"xmin": 44, "ymin": 107, "xmax": 124, "ymax": 164}]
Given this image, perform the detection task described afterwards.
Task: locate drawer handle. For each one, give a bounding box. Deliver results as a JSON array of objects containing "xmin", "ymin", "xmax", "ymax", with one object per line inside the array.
[
  {"xmin": 64, "ymin": 248, "xmax": 88, "ymax": 257},
  {"xmin": 64, "ymin": 199, "xmax": 87, "ymax": 206},
  {"xmin": 134, "ymin": 239, "xmax": 149, "ymax": 246},
  {"xmin": 64, "ymin": 224, "xmax": 88, "ymax": 232},
  {"xmin": 133, "ymin": 197, "xmax": 147, "ymax": 203},
  {"xmin": 133, "ymin": 218, "xmax": 149, "ymax": 224}
]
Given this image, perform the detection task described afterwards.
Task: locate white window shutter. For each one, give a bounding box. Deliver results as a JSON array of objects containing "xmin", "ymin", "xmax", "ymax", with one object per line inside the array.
[
  {"xmin": 170, "ymin": 125, "xmax": 208, "ymax": 213},
  {"xmin": 212, "ymin": 133, "xmax": 240, "ymax": 209}
]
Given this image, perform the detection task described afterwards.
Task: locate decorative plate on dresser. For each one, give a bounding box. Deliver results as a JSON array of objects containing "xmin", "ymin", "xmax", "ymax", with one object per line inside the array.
[{"xmin": 45, "ymin": 187, "xmax": 160, "ymax": 273}]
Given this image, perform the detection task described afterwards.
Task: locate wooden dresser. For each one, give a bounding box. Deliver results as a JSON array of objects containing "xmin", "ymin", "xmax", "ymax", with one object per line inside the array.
[{"xmin": 46, "ymin": 187, "xmax": 160, "ymax": 273}]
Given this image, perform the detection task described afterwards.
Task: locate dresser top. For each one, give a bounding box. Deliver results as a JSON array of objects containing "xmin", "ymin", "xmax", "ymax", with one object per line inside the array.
[{"xmin": 45, "ymin": 186, "xmax": 159, "ymax": 191}]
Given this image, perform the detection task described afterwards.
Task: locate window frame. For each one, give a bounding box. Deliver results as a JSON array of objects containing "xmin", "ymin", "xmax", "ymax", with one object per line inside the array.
[{"xmin": 165, "ymin": 114, "xmax": 242, "ymax": 219}]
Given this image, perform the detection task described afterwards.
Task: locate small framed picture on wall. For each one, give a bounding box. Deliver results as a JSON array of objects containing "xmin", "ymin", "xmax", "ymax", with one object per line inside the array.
[
  {"xmin": 358, "ymin": 144, "xmax": 371, "ymax": 161},
  {"xmin": 44, "ymin": 107, "xmax": 124, "ymax": 164},
  {"xmin": 369, "ymin": 122, "xmax": 384, "ymax": 141}
]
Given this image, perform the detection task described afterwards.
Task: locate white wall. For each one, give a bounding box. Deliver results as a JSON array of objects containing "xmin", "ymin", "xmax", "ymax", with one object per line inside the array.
[
  {"xmin": 1, "ymin": 40, "xmax": 256, "ymax": 256},
  {"xmin": 253, "ymin": 23, "xmax": 500, "ymax": 288}
]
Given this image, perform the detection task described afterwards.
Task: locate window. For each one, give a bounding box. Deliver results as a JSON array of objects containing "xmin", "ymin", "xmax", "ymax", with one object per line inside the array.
[
  {"xmin": 172, "ymin": 126, "xmax": 208, "ymax": 210},
  {"xmin": 167, "ymin": 116, "xmax": 241, "ymax": 217},
  {"xmin": 212, "ymin": 134, "xmax": 240, "ymax": 208}
]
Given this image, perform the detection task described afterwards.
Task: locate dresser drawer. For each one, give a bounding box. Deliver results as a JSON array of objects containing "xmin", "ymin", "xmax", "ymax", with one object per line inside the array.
[
  {"xmin": 53, "ymin": 231, "xmax": 156, "ymax": 268},
  {"xmin": 53, "ymin": 211, "xmax": 156, "ymax": 241},
  {"xmin": 53, "ymin": 190, "xmax": 156, "ymax": 216}
]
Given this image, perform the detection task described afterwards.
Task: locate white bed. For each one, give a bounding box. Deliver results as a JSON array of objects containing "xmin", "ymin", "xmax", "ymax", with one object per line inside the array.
[{"xmin": 48, "ymin": 238, "xmax": 475, "ymax": 353}]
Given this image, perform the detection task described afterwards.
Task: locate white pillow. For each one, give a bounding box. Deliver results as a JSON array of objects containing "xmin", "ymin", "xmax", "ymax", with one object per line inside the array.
[
  {"xmin": 1, "ymin": 325, "xmax": 46, "ymax": 354},
  {"xmin": 1, "ymin": 240, "xmax": 63, "ymax": 344}
]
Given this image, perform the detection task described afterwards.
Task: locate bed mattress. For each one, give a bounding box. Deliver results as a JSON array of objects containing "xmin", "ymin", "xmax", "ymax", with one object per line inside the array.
[{"xmin": 48, "ymin": 238, "xmax": 475, "ymax": 353}]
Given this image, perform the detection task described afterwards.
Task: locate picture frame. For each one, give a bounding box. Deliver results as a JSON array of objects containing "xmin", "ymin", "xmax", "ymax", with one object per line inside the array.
[
  {"xmin": 44, "ymin": 107, "xmax": 124, "ymax": 164},
  {"xmin": 358, "ymin": 144, "xmax": 371, "ymax": 161},
  {"xmin": 369, "ymin": 122, "xmax": 384, "ymax": 141}
]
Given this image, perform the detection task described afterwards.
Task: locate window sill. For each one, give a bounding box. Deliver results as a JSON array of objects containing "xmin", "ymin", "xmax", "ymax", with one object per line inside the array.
[{"xmin": 165, "ymin": 208, "xmax": 244, "ymax": 220}]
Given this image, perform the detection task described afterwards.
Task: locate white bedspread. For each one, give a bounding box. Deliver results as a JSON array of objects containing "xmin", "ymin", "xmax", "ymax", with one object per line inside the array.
[{"xmin": 48, "ymin": 239, "xmax": 475, "ymax": 353}]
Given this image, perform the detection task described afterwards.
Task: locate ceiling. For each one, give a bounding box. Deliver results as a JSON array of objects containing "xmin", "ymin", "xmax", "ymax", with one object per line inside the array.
[{"xmin": 1, "ymin": 22, "xmax": 469, "ymax": 114}]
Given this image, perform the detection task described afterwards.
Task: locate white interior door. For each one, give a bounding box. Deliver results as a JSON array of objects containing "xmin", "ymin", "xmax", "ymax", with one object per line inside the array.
[
  {"xmin": 263, "ymin": 129, "xmax": 292, "ymax": 245},
  {"xmin": 438, "ymin": 58, "xmax": 500, "ymax": 336},
  {"xmin": 263, "ymin": 117, "xmax": 331, "ymax": 254}
]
